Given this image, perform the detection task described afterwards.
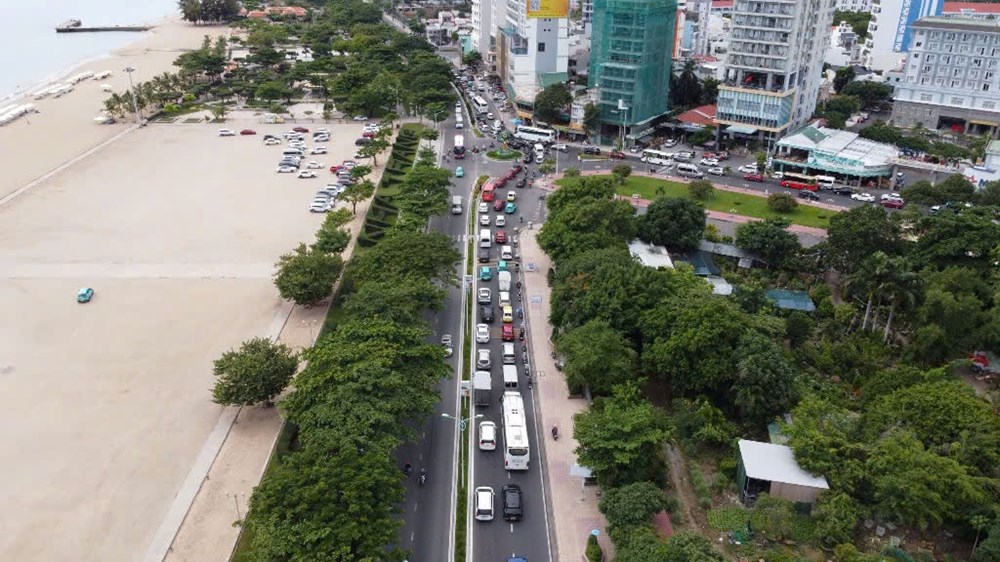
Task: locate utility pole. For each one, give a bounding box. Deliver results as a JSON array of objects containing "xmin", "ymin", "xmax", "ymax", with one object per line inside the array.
[{"xmin": 123, "ymin": 66, "xmax": 141, "ymax": 124}]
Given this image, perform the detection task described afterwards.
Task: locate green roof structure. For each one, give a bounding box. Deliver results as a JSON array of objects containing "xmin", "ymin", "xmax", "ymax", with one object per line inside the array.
[{"xmin": 765, "ymin": 289, "xmax": 816, "ymax": 312}]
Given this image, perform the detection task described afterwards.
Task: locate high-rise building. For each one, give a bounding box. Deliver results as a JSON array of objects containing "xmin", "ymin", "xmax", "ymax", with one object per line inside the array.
[
  {"xmin": 835, "ymin": 0, "xmax": 871, "ymax": 12},
  {"xmin": 890, "ymin": 16, "xmax": 1000, "ymax": 136},
  {"xmin": 715, "ymin": 0, "xmax": 835, "ymax": 141},
  {"xmin": 862, "ymin": 0, "xmax": 942, "ymax": 72},
  {"xmin": 497, "ymin": 0, "xmax": 570, "ymax": 108},
  {"xmin": 588, "ymin": 0, "xmax": 676, "ymax": 142},
  {"xmin": 471, "ymin": 0, "xmax": 493, "ymax": 54}
]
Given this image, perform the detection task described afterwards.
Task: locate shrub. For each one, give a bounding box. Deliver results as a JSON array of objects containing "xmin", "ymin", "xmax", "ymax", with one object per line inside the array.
[
  {"xmin": 586, "ymin": 534, "xmax": 603, "ymax": 562},
  {"xmin": 688, "ymin": 179, "xmax": 715, "ymax": 200},
  {"xmin": 768, "ymin": 192, "xmax": 798, "ymax": 213}
]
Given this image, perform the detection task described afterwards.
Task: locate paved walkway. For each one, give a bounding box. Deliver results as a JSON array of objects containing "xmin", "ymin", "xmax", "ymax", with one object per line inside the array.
[{"xmin": 518, "ymin": 229, "xmax": 613, "ymax": 562}]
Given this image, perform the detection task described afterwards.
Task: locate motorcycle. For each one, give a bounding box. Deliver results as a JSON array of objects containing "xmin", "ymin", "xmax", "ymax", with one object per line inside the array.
[
  {"xmin": 404, "ymin": 463, "xmax": 412, "ymax": 477},
  {"xmin": 419, "ymin": 468, "xmax": 427, "ymax": 486},
  {"xmin": 551, "ymin": 426, "xmax": 559, "ymax": 440}
]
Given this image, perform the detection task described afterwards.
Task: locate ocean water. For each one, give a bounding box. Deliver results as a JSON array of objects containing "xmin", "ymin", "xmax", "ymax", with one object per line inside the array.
[{"xmin": 0, "ymin": 0, "xmax": 177, "ymax": 99}]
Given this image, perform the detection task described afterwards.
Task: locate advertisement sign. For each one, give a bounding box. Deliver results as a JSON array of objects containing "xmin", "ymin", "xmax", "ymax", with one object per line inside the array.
[{"xmin": 526, "ymin": 0, "xmax": 569, "ymax": 18}]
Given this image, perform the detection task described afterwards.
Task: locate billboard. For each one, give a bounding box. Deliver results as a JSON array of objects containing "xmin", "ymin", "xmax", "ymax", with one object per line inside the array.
[{"xmin": 527, "ymin": 0, "xmax": 569, "ymax": 18}]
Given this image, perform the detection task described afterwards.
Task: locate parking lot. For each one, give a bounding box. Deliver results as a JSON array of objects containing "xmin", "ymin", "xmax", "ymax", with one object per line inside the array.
[{"xmin": 0, "ymin": 120, "xmax": 362, "ymax": 561}]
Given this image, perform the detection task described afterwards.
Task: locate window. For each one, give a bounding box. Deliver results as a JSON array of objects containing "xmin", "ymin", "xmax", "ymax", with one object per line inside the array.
[
  {"xmin": 922, "ymin": 77, "xmax": 930, "ymax": 84},
  {"xmin": 984, "ymin": 101, "xmax": 995, "ymax": 109},
  {"xmin": 943, "ymin": 56, "xmax": 951, "ymax": 64},
  {"xmin": 952, "ymin": 80, "xmax": 961, "ymax": 87},
  {"xmin": 921, "ymin": 93, "xmax": 933, "ymax": 102},
  {"xmin": 915, "ymin": 41, "xmax": 923, "ymax": 47},
  {"xmin": 951, "ymin": 96, "xmax": 965, "ymax": 105},
  {"xmin": 923, "ymin": 65, "xmax": 932, "ymax": 73},
  {"xmin": 935, "ymin": 77, "xmax": 944, "ymax": 85},
  {"xmin": 538, "ymin": 42, "xmax": 545, "ymax": 52},
  {"xmin": 985, "ymin": 84, "xmax": 992, "ymax": 92}
]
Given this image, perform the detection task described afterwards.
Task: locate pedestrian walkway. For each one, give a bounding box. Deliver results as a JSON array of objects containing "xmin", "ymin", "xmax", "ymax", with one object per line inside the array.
[{"xmin": 517, "ymin": 228, "xmax": 613, "ymax": 562}]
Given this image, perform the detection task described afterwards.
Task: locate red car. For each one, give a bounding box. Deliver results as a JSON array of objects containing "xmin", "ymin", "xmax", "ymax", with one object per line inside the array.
[
  {"xmin": 330, "ymin": 165, "xmax": 342, "ymax": 173},
  {"xmin": 744, "ymin": 173, "xmax": 764, "ymax": 182},
  {"xmin": 362, "ymin": 131, "xmax": 376, "ymax": 138},
  {"xmin": 880, "ymin": 198, "xmax": 905, "ymax": 209},
  {"xmin": 240, "ymin": 129, "xmax": 257, "ymax": 135},
  {"xmin": 493, "ymin": 199, "xmax": 505, "ymax": 212},
  {"xmin": 511, "ymin": 165, "xmax": 523, "ymax": 174},
  {"xmin": 704, "ymin": 151, "xmax": 730, "ymax": 160},
  {"xmin": 495, "ymin": 229, "xmax": 507, "ymax": 243},
  {"xmin": 292, "ymin": 126, "xmax": 309, "ymax": 133},
  {"xmin": 609, "ymin": 150, "xmax": 626, "ymax": 159},
  {"xmin": 502, "ymin": 324, "xmax": 515, "ymax": 341}
]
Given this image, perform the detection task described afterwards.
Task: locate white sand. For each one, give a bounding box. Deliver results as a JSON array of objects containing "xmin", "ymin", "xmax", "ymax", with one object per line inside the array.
[
  {"xmin": 0, "ymin": 100, "xmax": 373, "ymax": 561},
  {"xmin": 0, "ymin": 19, "xmax": 229, "ymax": 195}
]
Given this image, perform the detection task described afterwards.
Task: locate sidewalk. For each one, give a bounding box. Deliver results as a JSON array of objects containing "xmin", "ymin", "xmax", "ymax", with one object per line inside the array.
[{"xmin": 518, "ymin": 229, "xmax": 613, "ymax": 562}]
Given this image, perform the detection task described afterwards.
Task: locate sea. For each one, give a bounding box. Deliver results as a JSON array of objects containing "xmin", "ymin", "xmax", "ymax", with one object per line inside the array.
[{"xmin": 0, "ymin": 0, "xmax": 177, "ymax": 100}]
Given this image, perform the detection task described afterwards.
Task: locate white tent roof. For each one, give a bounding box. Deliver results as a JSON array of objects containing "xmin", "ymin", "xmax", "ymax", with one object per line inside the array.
[{"xmin": 738, "ymin": 439, "xmax": 829, "ymax": 490}]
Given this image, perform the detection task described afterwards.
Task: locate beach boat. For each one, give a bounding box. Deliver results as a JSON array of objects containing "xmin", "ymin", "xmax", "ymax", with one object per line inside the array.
[
  {"xmin": 93, "ymin": 70, "xmax": 112, "ymax": 80},
  {"xmin": 94, "ymin": 115, "xmax": 115, "ymax": 124},
  {"xmin": 52, "ymin": 85, "xmax": 73, "ymax": 98},
  {"xmin": 71, "ymin": 71, "xmax": 94, "ymax": 84},
  {"xmin": 100, "ymin": 84, "xmax": 112, "ymax": 92}
]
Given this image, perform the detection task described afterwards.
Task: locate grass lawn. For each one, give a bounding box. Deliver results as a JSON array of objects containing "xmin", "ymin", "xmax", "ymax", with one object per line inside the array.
[{"xmin": 559, "ymin": 175, "xmax": 837, "ymax": 229}]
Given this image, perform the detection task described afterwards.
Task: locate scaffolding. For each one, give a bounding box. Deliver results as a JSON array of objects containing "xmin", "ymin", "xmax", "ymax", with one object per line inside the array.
[{"xmin": 589, "ymin": 0, "xmax": 677, "ymax": 127}]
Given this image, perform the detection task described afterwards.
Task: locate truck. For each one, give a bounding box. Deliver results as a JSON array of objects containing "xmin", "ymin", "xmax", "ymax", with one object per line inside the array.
[
  {"xmin": 473, "ymin": 370, "xmax": 492, "ymax": 406},
  {"xmin": 502, "ymin": 364, "xmax": 518, "ymax": 389},
  {"xmin": 498, "ymin": 270, "xmax": 512, "ymax": 292},
  {"xmin": 454, "ymin": 134, "xmax": 466, "ymax": 159}
]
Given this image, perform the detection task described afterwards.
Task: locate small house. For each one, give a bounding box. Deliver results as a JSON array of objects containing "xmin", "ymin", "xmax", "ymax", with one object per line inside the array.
[
  {"xmin": 765, "ymin": 289, "xmax": 816, "ymax": 312},
  {"xmin": 736, "ymin": 439, "xmax": 829, "ymax": 511}
]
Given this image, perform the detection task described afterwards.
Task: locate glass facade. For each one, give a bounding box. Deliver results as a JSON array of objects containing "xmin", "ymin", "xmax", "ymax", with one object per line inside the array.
[{"xmin": 589, "ymin": 0, "xmax": 677, "ymax": 125}]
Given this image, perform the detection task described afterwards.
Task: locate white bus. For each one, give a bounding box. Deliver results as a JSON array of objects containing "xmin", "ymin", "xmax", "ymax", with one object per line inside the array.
[
  {"xmin": 502, "ymin": 391, "xmax": 530, "ymax": 471},
  {"xmin": 640, "ymin": 149, "xmax": 674, "ymax": 165},
  {"xmin": 814, "ymin": 175, "xmax": 836, "ymax": 188},
  {"xmin": 513, "ymin": 125, "xmax": 557, "ymax": 144},
  {"xmin": 472, "ymin": 95, "xmax": 489, "ymax": 114}
]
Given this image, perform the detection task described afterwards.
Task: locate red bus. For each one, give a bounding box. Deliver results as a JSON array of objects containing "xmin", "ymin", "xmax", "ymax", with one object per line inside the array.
[
  {"xmin": 780, "ymin": 180, "xmax": 818, "ymax": 192},
  {"xmin": 482, "ymin": 181, "xmax": 496, "ymax": 201}
]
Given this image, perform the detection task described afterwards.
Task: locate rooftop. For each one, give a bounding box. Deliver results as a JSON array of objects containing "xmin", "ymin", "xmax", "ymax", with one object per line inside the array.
[
  {"xmin": 738, "ymin": 439, "xmax": 829, "ymax": 489},
  {"xmin": 765, "ymin": 289, "xmax": 816, "ymax": 312},
  {"xmin": 628, "ymin": 240, "xmax": 674, "ymax": 269},
  {"xmin": 942, "ymin": 2, "xmax": 1000, "ymax": 14},
  {"xmin": 911, "ymin": 15, "xmax": 1000, "ymax": 31},
  {"xmin": 675, "ymin": 104, "xmax": 717, "ymax": 127},
  {"xmin": 987, "ymin": 139, "xmax": 1000, "ymax": 156},
  {"xmin": 777, "ymin": 125, "xmax": 899, "ymax": 168}
]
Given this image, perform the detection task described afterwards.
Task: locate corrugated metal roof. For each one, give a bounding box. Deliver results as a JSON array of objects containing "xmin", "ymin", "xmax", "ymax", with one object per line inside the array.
[
  {"xmin": 739, "ymin": 439, "xmax": 829, "ymax": 489},
  {"xmin": 765, "ymin": 289, "xmax": 816, "ymax": 311}
]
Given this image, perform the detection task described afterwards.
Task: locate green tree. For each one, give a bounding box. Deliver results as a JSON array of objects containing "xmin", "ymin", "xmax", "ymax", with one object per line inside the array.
[
  {"xmin": 664, "ymin": 531, "xmax": 726, "ymax": 562},
  {"xmin": 358, "ymin": 135, "xmax": 391, "ymax": 165},
  {"xmin": 574, "ymin": 383, "xmax": 670, "ymax": 486},
  {"xmin": 840, "ymin": 81, "xmax": 893, "ymax": 108},
  {"xmin": 396, "ymin": 165, "xmax": 452, "ymax": 219},
  {"xmin": 735, "ymin": 219, "xmax": 800, "ymax": 268},
  {"xmin": 350, "ymin": 230, "xmax": 461, "ymax": 286},
  {"xmin": 755, "ymin": 151, "xmax": 768, "ymax": 173},
  {"xmin": 833, "ymin": 66, "xmax": 856, "ymax": 93},
  {"xmin": 767, "ymin": 192, "xmax": 798, "ymax": 213},
  {"xmin": 585, "ymin": 534, "xmax": 603, "ymax": 562},
  {"xmin": 844, "ymin": 251, "xmax": 893, "ymax": 331},
  {"xmin": 901, "ymin": 174, "xmax": 975, "ymax": 205},
  {"xmin": 638, "ymin": 197, "xmax": 705, "ymax": 252},
  {"xmin": 783, "ymin": 396, "xmax": 866, "ymax": 493},
  {"xmin": 812, "ymin": 492, "xmax": 861, "ymax": 548},
  {"xmin": 824, "ymin": 204, "xmax": 900, "ymax": 273},
  {"xmin": 557, "ymin": 320, "xmax": 638, "ymax": 395},
  {"xmin": 879, "ymin": 256, "xmax": 921, "ymax": 342},
  {"xmin": 273, "ymin": 243, "xmax": 343, "ymax": 306},
  {"xmin": 344, "ymin": 278, "xmax": 446, "ymax": 326},
  {"xmin": 538, "ymin": 197, "xmax": 637, "ymax": 262},
  {"xmin": 461, "ymin": 50, "xmax": 483, "ymax": 68},
  {"xmin": 670, "ymin": 60, "xmax": 703, "ymax": 108},
  {"xmin": 785, "ymin": 311, "xmax": 814, "ymax": 347},
  {"xmin": 211, "ymin": 337, "xmax": 298, "ymax": 406},
  {"xmin": 688, "ymin": 179, "xmax": 714, "ymax": 200},
  {"xmin": 973, "ymin": 524, "xmax": 1000, "ymax": 562},
  {"xmin": 733, "ymin": 332, "xmax": 800, "ymax": 423},
  {"xmin": 256, "ymin": 80, "xmax": 286, "ymax": 102},
  {"xmin": 835, "ymin": 10, "xmax": 873, "ymax": 39},
  {"xmin": 599, "ymin": 481, "xmax": 669, "ymax": 542},
  {"xmin": 911, "ymin": 207, "xmax": 1000, "ymax": 270},
  {"xmin": 701, "ymin": 77, "xmax": 720, "ymax": 104},
  {"xmin": 533, "ymin": 83, "xmax": 573, "ymax": 124},
  {"xmin": 612, "ymin": 163, "xmax": 633, "ymax": 185},
  {"xmin": 313, "ymin": 226, "xmax": 351, "ymax": 254},
  {"xmin": 539, "ymin": 158, "xmax": 556, "ymax": 175},
  {"xmin": 583, "ymin": 102, "xmax": 601, "ymax": 135},
  {"xmin": 975, "ymin": 180, "xmax": 1000, "ymax": 206},
  {"xmin": 616, "ymin": 527, "xmax": 671, "ymax": 561},
  {"xmin": 563, "ymin": 167, "xmax": 581, "ymax": 178},
  {"xmin": 342, "ymin": 180, "xmax": 376, "ymax": 214}
]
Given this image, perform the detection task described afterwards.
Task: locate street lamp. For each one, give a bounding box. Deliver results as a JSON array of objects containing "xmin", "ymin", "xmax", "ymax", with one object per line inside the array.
[
  {"xmin": 441, "ymin": 412, "xmax": 484, "ymax": 432},
  {"xmin": 617, "ymin": 98, "xmax": 630, "ymax": 150},
  {"xmin": 123, "ymin": 66, "xmax": 141, "ymax": 124}
]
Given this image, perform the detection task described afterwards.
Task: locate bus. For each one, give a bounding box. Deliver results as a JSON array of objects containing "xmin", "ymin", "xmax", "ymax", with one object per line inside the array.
[
  {"xmin": 502, "ymin": 391, "xmax": 530, "ymax": 471},
  {"xmin": 481, "ymin": 181, "xmax": 496, "ymax": 202},
  {"xmin": 513, "ymin": 125, "xmax": 557, "ymax": 144},
  {"xmin": 454, "ymin": 134, "xmax": 466, "ymax": 159},
  {"xmin": 472, "ymin": 95, "xmax": 489, "ymax": 114},
  {"xmin": 640, "ymin": 149, "xmax": 673, "ymax": 165}
]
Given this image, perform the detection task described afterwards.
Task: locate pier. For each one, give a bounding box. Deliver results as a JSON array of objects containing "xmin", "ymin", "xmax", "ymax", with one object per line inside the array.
[{"xmin": 56, "ymin": 19, "xmax": 152, "ymax": 33}]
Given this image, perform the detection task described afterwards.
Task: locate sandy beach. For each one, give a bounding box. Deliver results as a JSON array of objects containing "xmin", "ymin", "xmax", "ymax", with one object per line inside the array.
[{"xmin": 0, "ymin": 18, "xmax": 227, "ymax": 195}]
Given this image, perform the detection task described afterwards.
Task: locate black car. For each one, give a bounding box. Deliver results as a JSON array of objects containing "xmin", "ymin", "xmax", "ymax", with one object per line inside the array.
[
  {"xmin": 479, "ymin": 248, "xmax": 491, "ymax": 263},
  {"xmin": 798, "ymin": 190, "xmax": 819, "ymax": 201},
  {"xmin": 355, "ymin": 137, "xmax": 372, "ymax": 146},
  {"xmin": 582, "ymin": 146, "xmax": 601, "ymax": 155},
  {"xmin": 481, "ymin": 305, "xmax": 494, "ymax": 323},
  {"xmin": 515, "ymin": 178, "xmax": 527, "ymax": 188},
  {"xmin": 502, "ymin": 484, "xmax": 523, "ymax": 521},
  {"xmin": 522, "ymin": 153, "xmax": 534, "ymax": 164},
  {"xmin": 831, "ymin": 187, "xmax": 853, "ymax": 196}
]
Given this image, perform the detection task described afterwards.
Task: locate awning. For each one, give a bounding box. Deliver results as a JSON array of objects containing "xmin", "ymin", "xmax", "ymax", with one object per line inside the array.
[
  {"xmin": 570, "ymin": 464, "xmax": 594, "ymax": 478},
  {"xmin": 726, "ymin": 125, "xmax": 758, "ymax": 135}
]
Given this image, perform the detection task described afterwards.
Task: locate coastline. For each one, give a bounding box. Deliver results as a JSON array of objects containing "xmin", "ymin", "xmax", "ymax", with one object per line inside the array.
[{"xmin": 0, "ymin": 17, "xmax": 229, "ymax": 196}]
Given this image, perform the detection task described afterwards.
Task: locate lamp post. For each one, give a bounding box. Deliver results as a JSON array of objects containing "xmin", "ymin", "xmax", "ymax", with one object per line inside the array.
[
  {"xmin": 442, "ymin": 413, "xmax": 483, "ymax": 487},
  {"xmin": 617, "ymin": 98, "xmax": 629, "ymax": 150},
  {"xmin": 123, "ymin": 66, "xmax": 141, "ymax": 124}
]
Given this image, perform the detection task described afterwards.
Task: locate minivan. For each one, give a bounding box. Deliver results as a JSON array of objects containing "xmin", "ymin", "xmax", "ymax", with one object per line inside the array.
[
  {"xmin": 502, "ymin": 343, "xmax": 515, "ymax": 364},
  {"xmin": 479, "ymin": 229, "xmax": 492, "ymax": 249},
  {"xmin": 676, "ymin": 163, "xmax": 703, "ymax": 178},
  {"xmin": 475, "ymin": 486, "xmax": 495, "ymax": 521},
  {"xmin": 503, "ymin": 364, "xmax": 518, "ymax": 389},
  {"xmin": 451, "ymin": 195, "xmax": 463, "ymax": 215},
  {"xmin": 479, "ymin": 421, "xmax": 497, "ymax": 451}
]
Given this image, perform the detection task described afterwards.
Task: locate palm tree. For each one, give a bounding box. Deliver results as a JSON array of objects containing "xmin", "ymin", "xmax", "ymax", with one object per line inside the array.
[
  {"xmin": 844, "ymin": 251, "xmax": 893, "ymax": 331},
  {"xmin": 879, "ymin": 257, "xmax": 922, "ymax": 342}
]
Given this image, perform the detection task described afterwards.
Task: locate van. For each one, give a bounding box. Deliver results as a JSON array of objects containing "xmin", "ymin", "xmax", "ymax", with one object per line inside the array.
[
  {"xmin": 534, "ymin": 143, "xmax": 545, "ymax": 161},
  {"xmin": 502, "ymin": 343, "xmax": 515, "ymax": 364},
  {"xmin": 479, "ymin": 421, "xmax": 497, "ymax": 451},
  {"xmin": 451, "ymin": 195, "xmax": 463, "ymax": 215},
  {"xmin": 475, "ymin": 487, "xmax": 495, "ymax": 521},
  {"xmin": 676, "ymin": 163, "xmax": 703, "ymax": 178},
  {"xmin": 501, "ymin": 245, "xmax": 513, "ymax": 260},
  {"xmin": 282, "ymin": 148, "xmax": 303, "ymax": 157},
  {"xmin": 815, "ymin": 175, "xmax": 835, "ymax": 189},
  {"xmin": 479, "ymin": 229, "xmax": 492, "ymax": 248},
  {"xmin": 503, "ymin": 365, "xmax": 518, "ymax": 389}
]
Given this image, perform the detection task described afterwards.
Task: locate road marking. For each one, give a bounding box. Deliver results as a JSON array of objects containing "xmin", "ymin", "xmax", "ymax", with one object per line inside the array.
[
  {"xmin": 414, "ymin": 503, "xmax": 419, "ymax": 513},
  {"xmin": 411, "ymin": 531, "xmax": 416, "ymax": 542}
]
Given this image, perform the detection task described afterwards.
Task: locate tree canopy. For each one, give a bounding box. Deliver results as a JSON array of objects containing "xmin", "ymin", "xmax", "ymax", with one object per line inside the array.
[
  {"xmin": 638, "ymin": 197, "xmax": 706, "ymax": 252},
  {"xmin": 211, "ymin": 338, "xmax": 298, "ymax": 406}
]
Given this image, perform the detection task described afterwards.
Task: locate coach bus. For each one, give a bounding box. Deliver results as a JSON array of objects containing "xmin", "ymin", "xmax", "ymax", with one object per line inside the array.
[
  {"xmin": 502, "ymin": 391, "xmax": 530, "ymax": 471},
  {"xmin": 513, "ymin": 125, "xmax": 557, "ymax": 144}
]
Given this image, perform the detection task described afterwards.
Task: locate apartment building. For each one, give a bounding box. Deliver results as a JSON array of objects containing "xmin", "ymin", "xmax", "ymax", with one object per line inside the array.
[
  {"xmin": 891, "ymin": 16, "xmax": 1000, "ymax": 136},
  {"xmin": 715, "ymin": 0, "xmax": 836, "ymax": 141},
  {"xmin": 589, "ymin": 0, "xmax": 676, "ymax": 141},
  {"xmin": 836, "ymin": 0, "xmax": 871, "ymax": 12},
  {"xmin": 941, "ymin": 1, "xmax": 1000, "ymax": 20},
  {"xmin": 497, "ymin": 0, "xmax": 570, "ymax": 107},
  {"xmin": 862, "ymin": 0, "xmax": 942, "ymax": 72}
]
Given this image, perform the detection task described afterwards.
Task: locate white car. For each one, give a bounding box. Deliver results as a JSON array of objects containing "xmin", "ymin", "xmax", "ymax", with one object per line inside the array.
[
  {"xmin": 289, "ymin": 141, "xmax": 306, "ymax": 148},
  {"xmin": 298, "ymin": 170, "xmax": 318, "ymax": 179},
  {"xmin": 309, "ymin": 200, "xmax": 331, "ymax": 212},
  {"xmin": 880, "ymin": 193, "xmax": 904, "ymax": 201},
  {"xmin": 851, "ymin": 192, "xmax": 876, "ymax": 202},
  {"xmin": 264, "ymin": 137, "xmax": 281, "ymax": 145},
  {"xmin": 311, "ymin": 146, "xmax": 327, "ymax": 154},
  {"xmin": 353, "ymin": 115, "xmax": 369, "ymax": 121},
  {"xmin": 487, "ymin": 112, "xmax": 494, "ymax": 120},
  {"xmin": 306, "ymin": 161, "xmax": 323, "ymax": 169},
  {"xmin": 476, "ymin": 324, "xmax": 490, "ymax": 344},
  {"xmin": 284, "ymin": 132, "xmax": 303, "ymax": 140},
  {"xmin": 738, "ymin": 164, "xmax": 759, "ymax": 174},
  {"xmin": 478, "ymin": 421, "xmax": 497, "ymax": 451},
  {"xmin": 474, "ymin": 486, "xmax": 495, "ymax": 521},
  {"xmin": 707, "ymin": 167, "xmax": 725, "ymax": 176},
  {"xmin": 277, "ymin": 166, "xmax": 297, "ymax": 173},
  {"xmin": 551, "ymin": 143, "xmax": 568, "ymax": 152},
  {"xmin": 342, "ymin": 160, "xmax": 357, "ymax": 169},
  {"xmin": 480, "ymin": 214, "xmax": 491, "ymax": 226},
  {"xmin": 662, "ymin": 139, "xmax": 679, "ymax": 147},
  {"xmin": 499, "ymin": 291, "xmax": 510, "ymax": 306},
  {"xmin": 354, "ymin": 151, "xmax": 367, "ymax": 159},
  {"xmin": 315, "ymin": 128, "xmax": 330, "ymax": 134},
  {"xmin": 478, "ymin": 287, "xmax": 492, "ymax": 304},
  {"xmin": 218, "ymin": 128, "xmax": 235, "ymax": 136},
  {"xmin": 478, "ymin": 201, "xmax": 489, "ymax": 213},
  {"xmin": 495, "ymin": 215, "xmax": 505, "ymax": 227},
  {"xmin": 700, "ymin": 158, "xmax": 719, "ymax": 167}
]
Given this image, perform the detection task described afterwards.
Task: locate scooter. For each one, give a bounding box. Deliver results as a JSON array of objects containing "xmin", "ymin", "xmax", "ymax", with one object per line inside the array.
[
  {"xmin": 419, "ymin": 468, "xmax": 427, "ymax": 486},
  {"xmin": 551, "ymin": 426, "xmax": 559, "ymax": 440}
]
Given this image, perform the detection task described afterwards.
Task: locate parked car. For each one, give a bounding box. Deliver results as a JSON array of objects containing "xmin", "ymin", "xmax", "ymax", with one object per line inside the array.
[
  {"xmin": 355, "ymin": 138, "xmax": 372, "ymax": 146},
  {"xmin": 832, "ymin": 187, "xmax": 854, "ymax": 196},
  {"xmin": 264, "ymin": 138, "xmax": 281, "ymax": 145},
  {"xmin": 552, "ymin": 143, "xmax": 568, "ymax": 152},
  {"xmin": 218, "ymin": 128, "xmax": 236, "ymax": 137},
  {"xmin": 277, "ymin": 166, "xmax": 297, "ymax": 173},
  {"xmin": 738, "ymin": 164, "xmax": 759, "ymax": 174},
  {"xmin": 743, "ymin": 173, "xmax": 764, "ymax": 182},
  {"xmin": 609, "ymin": 150, "xmax": 626, "ymax": 159},
  {"xmin": 311, "ymin": 146, "xmax": 327, "ymax": 154},
  {"xmin": 292, "ymin": 126, "xmax": 309, "ymax": 133},
  {"xmin": 880, "ymin": 198, "xmax": 905, "ymax": 209},
  {"xmin": 239, "ymin": 129, "xmax": 257, "ymax": 135},
  {"xmin": 661, "ymin": 138, "xmax": 679, "ymax": 147},
  {"xmin": 798, "ymin": 190, "xmax": 820, "ymax": 201},
  {"xmin": 699, "ymin": 158, "xmax": 719, "ymax": 167},
  {"xmin": 707, "ymin": 167, "xmax": 725, "ymax": 176},
  {"xmin": 77, "ymin": 287, "xmax": 94, "ymax": 303},
  {"xmin": 298, "ymin": 170, "xmax": 318, "ymax": 179},
  {"xmin": 851, "ymin": 192, "xmax": 876, "ymax": 202},
  {"xmin": 582, "ymin": 146, "xmax": 601, "ymax": 155}
]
